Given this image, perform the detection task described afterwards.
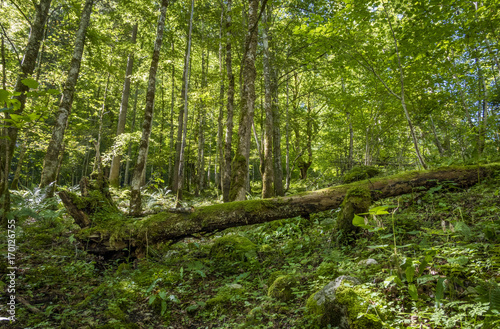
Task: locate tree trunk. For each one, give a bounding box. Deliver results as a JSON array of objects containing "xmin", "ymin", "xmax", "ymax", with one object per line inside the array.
[
  {"xmin": 229, "ymin": 0, "xmax": 260, "ymax": 201},
  {"xmin": 93, "ymin": 71, "xmax": 111, "ymax": 175},
  {"xmin": 216, "ymin": 7, "xmax": 225, "ymax": 191},
  {"xmin": 285, "ymin": 78, "xmax": 291, "ymax": 191},
  {"xmin": 109, "ymin": 23, "xmax": 138, "ymax": 187},
  {"xmin": 1, "ymin": 35, "xmax": 6, "ymax": 88},
  {"xmin": 124, "ymin": 85, "xmax": 139, "ymax": 186},
  {"xmin": 175, "ymin": 0, "xmax": 194, "ymax": 205},
  {"xmin": 39, "ymin": 0, "xmax": 93, "ymax": 189},
  {"xmin": 129, "ymin": 0, "xmax": 169, "ymax": 215},
  {"xmin": 261, "ymin": 7, "xmax": 275, "ymax": 198},
  {"xmin": 429, "ymin": 115, "xmax": 444, "ymax": 156},
  {"xmin": 342, "ymin": 77, "xmax": 354, "ymax": 170},
  {"xmin": 384, "ymin": 5, "xmax": 427, "ymax": 170},
  {"xmin": 10, "ymin": 136, "xmax": 28, "ymax": 190},
  {"xmin": 64, "ymin": 164, "xmax": 500, "ymax": 257},
  {"xmin": 222, "ymin": 0, "xmax": 235, "ymax": 202},
  {"xmin": 196, "ymin": 50, "xmax": 207, "ymax": 196},
  {"xmin": 1, "ymin": 0, "xmax": 52, "ymax": 219},
  {"xmin": 168, "ymin": 41, "xmax": 175, "ymax": 187}
]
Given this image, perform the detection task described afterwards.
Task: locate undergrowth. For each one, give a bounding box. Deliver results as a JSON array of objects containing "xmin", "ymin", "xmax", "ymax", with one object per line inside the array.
[{"xmin": 1, "ymin": 175, "xmax": 500, "ymax": 328}]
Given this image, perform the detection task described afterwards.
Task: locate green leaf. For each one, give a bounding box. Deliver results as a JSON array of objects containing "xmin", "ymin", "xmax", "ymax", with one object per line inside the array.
[
  {"xmin": 406, "ymin": 265, "xmax": 415, "ymax": 283},
  {"xmin": 21, "ymin": 78, "xmax": 39, "ymax": 89},
  {"xmin": 159, "ymin": 291, "xmax": 167, "ymax": 300},
  {"xmin": 10, "ymin": 114, "xmax": 23, "ymax": 122},
  {"xmin": 435, "ymin": 277, "xmax": 446, "ymax": 306},
  {"xmin": 408, "ymin": 284, "xmax": 418, "ymax": 300},
  {"xmin": 0, "ymin": 89, "xmax": 10, "ymax": 103},
  {"xmin": 148, "ymin": 295, "xmax": 157, "ymax": 305},
  {"xmin": 384, "ymin": 275, "xmax": 402, "ymax": 288},
  {"xmin": 352, "ymin": 214, "xmax": 366, "ymax": 227},
  {"xmin": 47, "ymin": 89, "xmax": 59, "ymax": 95},
  {"xmin": 161, "ymin": 300, "xmax": 167, "ymax": 315}
]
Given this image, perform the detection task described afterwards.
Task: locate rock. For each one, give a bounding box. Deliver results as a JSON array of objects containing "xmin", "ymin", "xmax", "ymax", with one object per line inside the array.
[
  {"xmin": 209, "ymin": 235, "xmax": 257, "ymax": 272},
  {"xmin": 358, "ymin": 258, "xmax": 379, "ymax": 266},
  {"xmin": 306, "ymin": 276, "xmax": 384, "ymax": 329},
  {"xmin": 267, "ymin": 275, "xmax": 298, "ymax": 302}
]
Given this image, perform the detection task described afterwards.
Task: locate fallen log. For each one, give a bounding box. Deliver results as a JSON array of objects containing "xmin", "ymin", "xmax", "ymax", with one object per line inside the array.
[{"xmin": 62, "ymin": 164, "xmax": 499, "ymax": 257}]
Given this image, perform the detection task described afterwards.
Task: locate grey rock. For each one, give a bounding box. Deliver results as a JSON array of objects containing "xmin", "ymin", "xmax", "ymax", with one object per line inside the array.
[{"xmin": 358, "ymin": 258, "xmax": 379, "ymax": 266}]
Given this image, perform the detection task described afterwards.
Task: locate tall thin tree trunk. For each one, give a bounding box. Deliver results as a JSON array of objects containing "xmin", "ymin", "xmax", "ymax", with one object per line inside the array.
[
  {"xmin": 384, "ymin": 5, "xmax": 427, "ymax": 169},
  {"xmin": 229, "ymin": 0, "xmax": 260, "ymax": 201},
  {"xmin": 285, "ymin": 77, "xmax": 290, "ymax": 191},
  {"xmin": 109, "ymin": 23, "xmax": 138, "ymax": 187},
  {"xmin": 130, "ymin": 0, "xmax": 169, "ymax": 215},
  {"xmin": 124, "ymin": 85, "xmax": 138, "ymax": 186},
  {"xmin": 10, "ymin": 136, "xmax": 28, "ymax": 190},
  {"xmin": 94, "ymin": 71, "xmax": 111, "ymax": 175},
  {"xmin": 1, "ymin": 35, "xmax": 6, "ymax": 88},
  {"xmin": 342, "ymin": 78, "xmax": 354, "ymax": 170},
  {"xmin": 168, "ymin": 41, "xmax": 175, "ymax": 187},
  {"xmin": 175, "ymin": 0, "xmax": 194, "ymax": 204},
  {"xmin": 262, "ymin": 8, "xmax": 274, "ymax": 198},
  {"xmin": 216, "ymin": 7, "xmax": 224, "ymax": 191},
  {"xmin": 222, "ymin": 0, "xmax": 235, "ymax": 202},
  {"xmin": 39, "ymin": 0, "xmax": 93, "ymax": 189},
  {"xmin": 196, "ymin": 50, "xmax": 207, "ymax": 196},
  {"xmin": 429, "ymin": 115, "xmax": 444, "ymax": 156},
  {"xmin": 1, "ymin": 0, "xmax": 52, "ymax": 218}
]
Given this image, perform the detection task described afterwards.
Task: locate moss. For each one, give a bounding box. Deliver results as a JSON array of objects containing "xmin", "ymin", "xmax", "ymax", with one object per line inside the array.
[
  {"xmin": 267, "ymin": 271, "xmax": 286, "ymax": 287},
  {"xmin": 206, "ymin": 284, "xmax": 246, "ymax": 309},
  {"xmin": 96, "ymin": 324, "xmax": 139, "ymax": 329},
  {"xmin": 209, "ymin": 235, "xmax": 257, "ymax": 273},
  {"xmin": 105, "ymin": 302, "xmax": 128, "ymax": 321},
  {"xmin": 337, "ymin": 186, "xmax": 371, "ymax": 242},
  {"xmin": 229, "ymin": 154, "xmax": 248, "ymax": 201},
  {"xmin": 245, "ymin": 306, "xmax": 264, "ymax": 325},
  {"xmin": 267, "ymin": 275, "xmax": 298, "ymax": 302},
  {"xmin": 344, "ymin": 166, "xmax": 380, "ymax": 183},
  {"xmin": 335, "ymin": 283, "xmax": 384, "ymax": 329}
]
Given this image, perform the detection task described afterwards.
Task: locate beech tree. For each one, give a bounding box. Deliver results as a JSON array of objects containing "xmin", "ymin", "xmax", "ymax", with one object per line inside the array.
[
  {"xmin": 229, "ymin": 0, "xmax": 262, "ymax": 201},
  {"xmin": 109, "ymin": 23, "xmax": 138, "ymax": 187},
  {"xmin": 130, "ymin": 0, "xmax": 169, "ymax": 215},
  {"xmin": 39, "ymin": 0, "xmax": 93, "ymax": 193}
]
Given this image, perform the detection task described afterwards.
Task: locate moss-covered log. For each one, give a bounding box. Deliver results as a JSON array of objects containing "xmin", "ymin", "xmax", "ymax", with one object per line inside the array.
[{"xmin": 67, "ymin": 164, "xmax": 499, "ymax": 257}]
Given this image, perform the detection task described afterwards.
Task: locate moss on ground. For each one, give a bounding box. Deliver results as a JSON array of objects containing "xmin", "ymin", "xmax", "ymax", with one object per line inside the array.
[{"xmin": 267, "ymin": 275, "xmax": 298, "ymax": 302}]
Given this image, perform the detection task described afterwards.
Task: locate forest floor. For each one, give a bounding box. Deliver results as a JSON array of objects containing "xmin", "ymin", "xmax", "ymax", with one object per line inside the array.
[{"xmin": 2, "ymin": 171, "xmax": 500, "ymax": 328}]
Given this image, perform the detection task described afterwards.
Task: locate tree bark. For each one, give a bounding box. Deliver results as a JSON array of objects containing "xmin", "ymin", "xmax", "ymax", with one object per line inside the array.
[
  {"xmin": 39, "ymin": 0, "xmax": 93, "ymax": 189},
  {"xmin": 93, "ymin": 71, "xmax": 111, "ymax": 175},
  {"xmin": 222, "ymin": 0, "xmax": 235, "ymax": 202},
  {"xmin": 216, "ymin": 7, "xmax": 224, "ymax": 191},
  {"xmin": 429, "ymin": 115, "xmax": 444, "ymax": 156},
  {"xmin": 229, "ymin": 0, "xmax": 260, "ymax": 201},
  {"xmin": 175, "ymin": 0, "xmax": 194, "ymax": 205},
  {"xmin": 285, "ymin": 78, "xmax": 291, "ymax": 191},
  {"xmin": 168, "ymin": 41, "xmax": 175, "ymax": 186},
  {"xmin": 66, "ymin": 164, "xmax": 500, "ymax": 256},
  {"xmin": 124, "ymin": 85, "xmax": 139, "ymax": 186},
  {"xmin": 129, "ymin": 0, "xmax": 169, "ymax": 215},
  {"xmin": 262, "ymin": 7, "xmax": 274, "ymax": 198},
  {"xmin": 109, "ymin": 23, "xmax": 138, "ymax": 187},
  {"xmin": 10, "ymin": 136, "xmax": 28, "ymax": 190}
]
